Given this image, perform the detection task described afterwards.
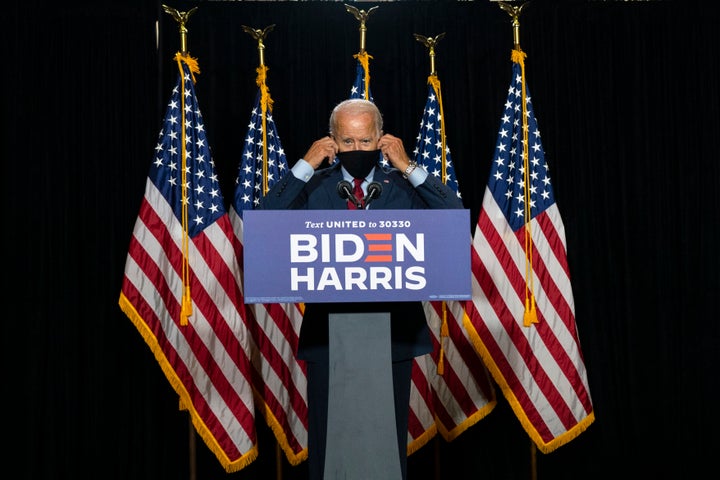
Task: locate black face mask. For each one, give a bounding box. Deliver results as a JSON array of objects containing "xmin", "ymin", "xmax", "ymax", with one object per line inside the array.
[{"xmin": 336, "ymin": 149, "xmax": 381, "ymax": 178}]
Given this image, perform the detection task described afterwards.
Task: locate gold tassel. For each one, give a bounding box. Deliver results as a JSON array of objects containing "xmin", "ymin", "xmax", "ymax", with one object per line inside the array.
[
  {"xmin": 181, "ymin": 286, "xmax": 192, "ymax": 326},
  {"xmin": 523, "ymin": 295, "xmax": 538, "ymax": 327},
  {"xmin": 437, "ymin": 348, "xmax": 445, "ymax": 375},
  {"xmin": 256, "ymin": 65, "xmax": 273, "ymax": 195},
  {"xmin": 513, "ymin": 46, "xmax": 540, "ymax": 329},
  {"xmin": 431, "ymin": 77, "xmax": 451, "ymax": 375},
  {"xmin": 428, "ymin": 75, "xmax": 448, "ymax": 184},
  {"xmin": 174, "ymin": 53, "xmax": 201, "ymax": 327},
  {"xmin": 440, "ymin": 301, "xmax": 449, "ymax": 337}
]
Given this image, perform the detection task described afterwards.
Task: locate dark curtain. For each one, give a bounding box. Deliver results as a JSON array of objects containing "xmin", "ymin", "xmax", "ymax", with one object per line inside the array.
[{"xmin": 7, "ymin": 0, "xmax": 718, "ymax": 479}]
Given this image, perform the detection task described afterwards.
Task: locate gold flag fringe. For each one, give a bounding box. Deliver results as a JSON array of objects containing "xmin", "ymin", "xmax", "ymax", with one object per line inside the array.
[
  {"xmin": 119, "ymin": 293, "xmax": 260, "ymax": 471},
  {"xmin": 462, "ymin": 308, "xmax": 595, "ymax": 454}
]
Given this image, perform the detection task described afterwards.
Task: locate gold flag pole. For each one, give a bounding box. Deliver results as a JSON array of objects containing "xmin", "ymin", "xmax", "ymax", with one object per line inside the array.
[
  {"xmin": 345, "ymin": 3, "xmax": 379, "ymax": 100},
  {"xmin": 498, "ymin": 0, "xmax": 538, "ymax": 327},
  {"xmin": 242, "ymin": 24, "xmax": 276, "ymax": 196},
  {"xmin": 162, "ymin": 6, "xmax": 199, "ymax": 480},
  {"xmin": 162, "ymin": 5, "xmax": 201, "ymax": 327},
  {"xmin": 413, "ymin": 32, "xmax": 451, "ymax": 373},
  {"xmin": 414, "ymin": 33, "xmax": 448, "ymax": 480},
  {"xmin": 497, "ymin": 3, "xmax": 538, "ymax": 480},
  {"xmin": 240, "ymin": 23, "xmax": 283, "ymax": 480}
]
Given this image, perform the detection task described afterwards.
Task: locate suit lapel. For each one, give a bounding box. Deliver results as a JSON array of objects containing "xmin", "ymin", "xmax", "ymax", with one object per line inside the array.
[
  {"xmin": 367, "ymin": 168, "xmax": 394, "ymax": 209},
  {"xmin": 323, "ymin": 165, "xmax": 350, "ymax": 209}
]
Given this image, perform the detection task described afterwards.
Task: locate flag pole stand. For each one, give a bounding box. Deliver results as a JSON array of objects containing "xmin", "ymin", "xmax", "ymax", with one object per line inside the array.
[
  {"xmin": 530, "ymin": 441, "xmax": 537, "ymax": 480},
  {"xmin": 275, "ymin": 442, "xmax": 283, "ymax": 480},
  {"xmin": 434, "ymin": 435, "xmax": 441, "ymax": 480},
  {"xmin": 188, "ymin": 415, "xmax": 197, "ymax": 480}
]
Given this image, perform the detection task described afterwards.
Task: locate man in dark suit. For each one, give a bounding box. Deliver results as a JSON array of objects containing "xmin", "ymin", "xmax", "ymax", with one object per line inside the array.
[{"xmin": 259, "ymin": 98, "xmax": 463, "ymax": 480}]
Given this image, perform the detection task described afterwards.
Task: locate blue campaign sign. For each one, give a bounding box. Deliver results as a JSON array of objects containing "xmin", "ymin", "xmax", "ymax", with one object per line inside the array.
[{"xmin": 243, "ymin": 209, "xmax": 471, "ymax": 304}]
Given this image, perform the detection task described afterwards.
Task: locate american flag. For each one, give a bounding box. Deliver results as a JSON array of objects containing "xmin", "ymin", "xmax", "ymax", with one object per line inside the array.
[
  {"xmin": 412, "ymin": 78, "xmax": 462, "ymax": 198},
  {"xmin": 118, "ymin": 54, "xmax": 258, "ymax": 472},
  {"xmin": 229, "ymin": 72, "xmax": 308, "ymax": 465},
  {"xmin": 349, "ymin": 52, "xmax": 373, "ymax": 101},
  {"xmin": 408, "ymin": 77, "xmax": 497, "ymax": 451},
  {"xmin": 463, "ymin": 50, "xmax": 595, "ymax": 452}
]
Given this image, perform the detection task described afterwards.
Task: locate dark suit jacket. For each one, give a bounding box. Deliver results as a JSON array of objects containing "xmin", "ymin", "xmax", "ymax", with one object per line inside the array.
[{"xmin": 259, "ymin": 162, "xmax": 464, "ymax": 361}]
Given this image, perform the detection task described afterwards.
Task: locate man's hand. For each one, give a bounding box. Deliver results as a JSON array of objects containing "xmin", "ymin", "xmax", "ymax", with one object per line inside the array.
[
  {"xmin": 303, "ymin": 136, "xmax": 338, "ymax": 169},
  {"xmin": 378, "ymin": 133, "xmax": 412, "ymax": 171}
]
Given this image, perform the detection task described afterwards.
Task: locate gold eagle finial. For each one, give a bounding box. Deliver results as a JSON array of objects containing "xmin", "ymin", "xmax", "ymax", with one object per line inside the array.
[
  {"xmin": 345, "ymin": 4, "xmax": 379, "ymax": 54},
  {"xmin": 241, "ymin": 24, "xmax": 275, "ymax": 43},
  {"xmin": 162, "ymin": 4, "xmax": 198, "ymax": 27},
  {"xmin": 413, "ymin": 33, "xmax": 446, "ymax": 50},
  {"xmin": 498, "ymin": 1, "xmax": 529, "ymax": 48},
  {"xmin": 414, "ymin": 33, "xmax": 446, "ymax": 76},
  {"xmin": 498, "ymin": 1, "xmax": 528, "ymax": 20},
  {"xmin": 241, "ymin": 24, "xmax": 276, "ymax": 66},
  {"xmin": 344, "ymin": 4, "xmax": 379, "ymax": 24},
  {"xmin": 162, "ymin": 5, "xmax": 198, "ymax": 54}
]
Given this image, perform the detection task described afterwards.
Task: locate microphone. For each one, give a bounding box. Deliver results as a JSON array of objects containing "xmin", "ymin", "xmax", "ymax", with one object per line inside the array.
[
  {"xmin": 337, "ymin": 180, "xmax": 362, "ymax": 209},
  {"xmin": 364, "ymin": 181, "xmax": 383, "ymax": 208}
]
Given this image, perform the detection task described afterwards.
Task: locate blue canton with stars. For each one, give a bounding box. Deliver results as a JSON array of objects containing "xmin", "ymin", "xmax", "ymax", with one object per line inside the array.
[
  {"xmin": 151, "ymin": 62, "xmax": 225, "ymax": 238},
  {"xmin": 489, "ymin": 62, "xmax": 556, "ymax": 232},
  {"xmin": 412, "ymin": 82, "xmax": 462, "ymax": 199},
  {"xmin": 233, "ymin": 89, "xmax": 289, "ymax": 217}
]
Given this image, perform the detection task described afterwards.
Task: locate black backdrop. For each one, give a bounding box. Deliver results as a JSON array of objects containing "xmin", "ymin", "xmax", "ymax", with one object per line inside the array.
[{"xmin": 7, "ymin": 1, "xmax": 719, "ymax": 479}]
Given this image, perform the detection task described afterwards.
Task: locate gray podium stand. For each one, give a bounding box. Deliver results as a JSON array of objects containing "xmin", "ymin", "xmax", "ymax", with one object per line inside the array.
[{"xmin": 324, "ymin": 312, "xmax": 402, "ymax": 480}]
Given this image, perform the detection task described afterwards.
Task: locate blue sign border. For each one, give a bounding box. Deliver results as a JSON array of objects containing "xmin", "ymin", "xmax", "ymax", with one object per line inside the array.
[{"xmin": 243, "ymin": 209, "xmax": 471, "ymax": 304}]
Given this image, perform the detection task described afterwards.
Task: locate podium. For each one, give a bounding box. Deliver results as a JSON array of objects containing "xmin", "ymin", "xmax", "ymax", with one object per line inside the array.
[
  {"xmin": 324, "ymin": 312, "xmax": 402, "ymax": 480},
  {"xmin": 242, "ymin": 209, "xmax": 471, "ymax": 479}
]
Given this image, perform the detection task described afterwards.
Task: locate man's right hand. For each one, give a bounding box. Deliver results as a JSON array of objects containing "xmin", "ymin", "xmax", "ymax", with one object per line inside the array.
[{"xmin": 303, "ymin": 136, "xmax": 338, "ymax": 169}]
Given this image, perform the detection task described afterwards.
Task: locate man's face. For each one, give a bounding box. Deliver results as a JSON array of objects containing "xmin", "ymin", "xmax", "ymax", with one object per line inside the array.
[{"xmin": 333, "ymin": 112, "xmax": 379, "ymax": 152}]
